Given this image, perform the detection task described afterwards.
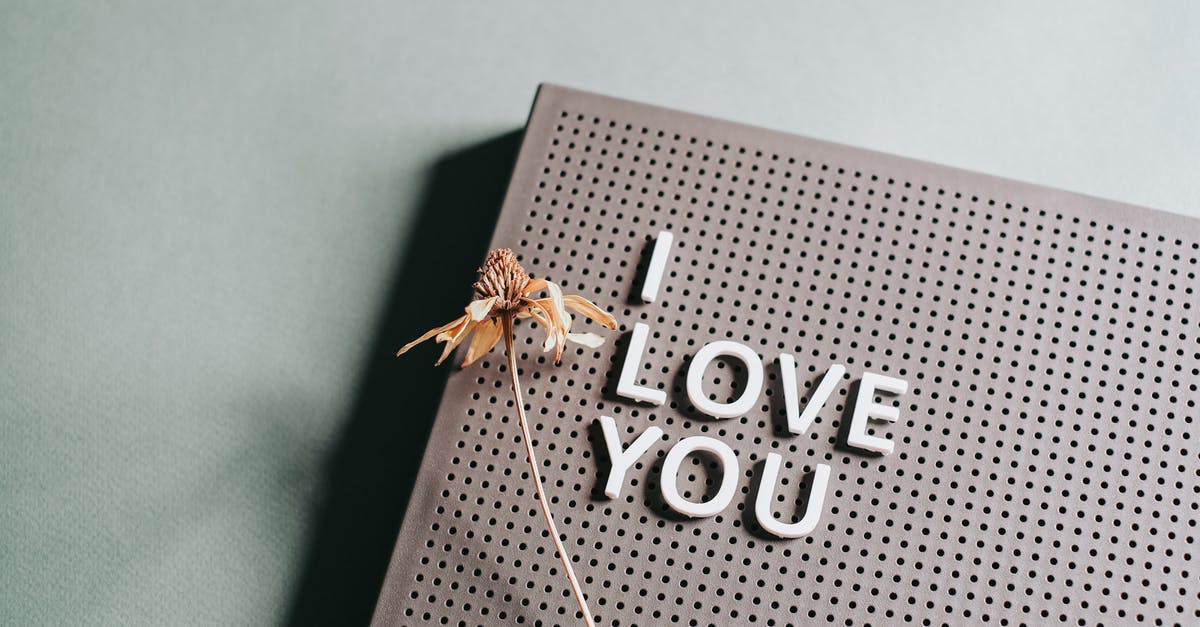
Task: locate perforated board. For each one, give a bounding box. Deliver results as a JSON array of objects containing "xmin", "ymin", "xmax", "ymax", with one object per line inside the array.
[{"xmin": 373, "ymin": 85, "xmax": 1200, "ymax": 626}]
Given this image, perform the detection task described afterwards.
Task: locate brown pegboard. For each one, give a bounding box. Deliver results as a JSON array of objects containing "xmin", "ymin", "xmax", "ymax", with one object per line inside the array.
[{"xmin": 373, "ymin": 85, "xmax": 1200, "ymax": 625}]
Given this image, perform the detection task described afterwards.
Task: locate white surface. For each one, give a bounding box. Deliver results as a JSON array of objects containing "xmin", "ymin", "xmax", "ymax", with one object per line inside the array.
[
  {"xmin": 755, "ymin": 454, "xmax": 831, "ymax": 539},
  {"xmin": 686, "ymin": 340, "xmax": 765, "ymax": 419},
  {"xmin": 780, "ymin": 359, "xmax": 846, "ymax": 436},
  {"xmin": 616, "ymin": 322, "xmax": 668, "ymax": 405},
  {"xmin": 598, "ymin": 416, "xmax": 664, "ymax": 499},
  {"xmin": 640, "ymin": 230, "xmax": 674, "ymax": 303},
  {"xmin": 846, "ymin": 372, "xmax": 910, "ymax": 455},
  {"xmin": 659, "ymin": 436, "xmax": 740, "ymax": 518}
]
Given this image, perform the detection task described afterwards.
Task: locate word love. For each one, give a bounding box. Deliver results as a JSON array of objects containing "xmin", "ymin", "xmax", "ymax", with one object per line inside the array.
[{"xmin": 617, "ymin": 323, "xmax": 909, "ymax": 454}]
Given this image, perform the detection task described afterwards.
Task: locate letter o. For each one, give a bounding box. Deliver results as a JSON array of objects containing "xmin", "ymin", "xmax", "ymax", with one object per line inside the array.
[
  {"xmin": 686, "ymin": 340, "xmax": 764, "ymax": 419},
  {"xmin": 660, "ymin": 436, "xmax": 739, "ymax": 518}
]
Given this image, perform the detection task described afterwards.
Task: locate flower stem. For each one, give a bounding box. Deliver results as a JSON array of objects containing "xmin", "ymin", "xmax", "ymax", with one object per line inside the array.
[{"xmin": 502, "ymin": 313, "xmax": 595, "ymax": 627}]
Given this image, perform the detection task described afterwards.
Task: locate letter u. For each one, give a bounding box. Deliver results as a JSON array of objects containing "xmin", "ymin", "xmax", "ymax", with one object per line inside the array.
[{"xmin": 754, "ymin": 453, "xmax": 831, "ymax": 538}]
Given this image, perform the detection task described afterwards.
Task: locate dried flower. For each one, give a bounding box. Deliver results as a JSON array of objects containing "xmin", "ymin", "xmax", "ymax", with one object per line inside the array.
[
  {"xmin": 397, "ymin": 248, "xmax": 616, "ymax": 367},
  {"xmin": 397, "ymin": 248, "xmax": 616, "ymax": 627}
]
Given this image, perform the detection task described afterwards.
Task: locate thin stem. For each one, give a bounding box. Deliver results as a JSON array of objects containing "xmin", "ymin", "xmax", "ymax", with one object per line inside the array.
[{"xmin": 502, "ymin": 313, "xmax": 595, "ymax": 627}]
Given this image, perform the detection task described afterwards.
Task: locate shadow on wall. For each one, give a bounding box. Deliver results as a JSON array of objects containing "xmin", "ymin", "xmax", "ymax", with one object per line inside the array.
[{"xmin": 287, "ymin": 131, "xmax": 523, "ymax": 626}]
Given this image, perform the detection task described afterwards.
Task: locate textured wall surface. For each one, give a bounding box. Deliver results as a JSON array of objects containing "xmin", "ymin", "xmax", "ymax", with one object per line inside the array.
[{"xmin": 2, "ymin": 2, "xmax": 1198, "ymax": 625}]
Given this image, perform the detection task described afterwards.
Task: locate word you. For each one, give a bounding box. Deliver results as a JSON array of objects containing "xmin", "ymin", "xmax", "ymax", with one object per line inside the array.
[{"xmin": 595, "ymin": 231, "xmax": 909, "ymax": 539}]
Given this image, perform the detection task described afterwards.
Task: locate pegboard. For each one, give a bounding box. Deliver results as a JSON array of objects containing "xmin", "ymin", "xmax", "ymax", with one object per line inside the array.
[{"xmin": 373, "ymin": 85, "xmax": 1200, "ymax": 626}]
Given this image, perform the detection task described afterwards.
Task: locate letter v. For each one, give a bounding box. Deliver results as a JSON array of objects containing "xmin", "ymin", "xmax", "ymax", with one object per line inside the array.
[{"xmin": 779, "ymin": 355, "xmax": 845, "ymax": 436}]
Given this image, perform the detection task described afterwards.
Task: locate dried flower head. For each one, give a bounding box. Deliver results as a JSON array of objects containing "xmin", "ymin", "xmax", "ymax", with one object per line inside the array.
[
  {"xmin": 397, "ymin": 248, "xmax": 617, "ymax": 367},
  {"xmin": 473, "ymin": 247, "xmax": 529, "ymax": 308}
]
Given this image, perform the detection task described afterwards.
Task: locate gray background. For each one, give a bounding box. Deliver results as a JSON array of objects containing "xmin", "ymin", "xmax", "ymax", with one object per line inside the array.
[{"xmin": 2, "ymin": 2, "xmax": 1197, "ymax": 625}]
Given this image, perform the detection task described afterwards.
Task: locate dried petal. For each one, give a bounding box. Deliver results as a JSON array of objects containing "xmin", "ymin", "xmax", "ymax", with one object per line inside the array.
[
  {"xmin": 539, "ymin": 283, "xmax": 569, "ymax": 362},
  {"xmin": 545, "ymin": 281, "xmax": 569, "ymax": 332},
  {"xmin": 467, "ymin": 296, "xmax": 498, "ymax": 321},
  {"xmin": 522, "ymin": 277, "xmax": 547, "ymax": 295},
  {"xmin": 396, "ymin": 315, "xmax": 468, "ymax": 356},
  {"xmin": 523, "ymin": 295, "xmax": 559, "ymax": 353},
  {"xmin": 519, "ymin": 298, "xmax": 551, "ymax": 327},
  {"xmin": 566, "ymin": 332, "xmax": 605, "ymax": 348},
  {"xmin": 563, "ymin": 294, "xmax": 617, "ymax": 330},
  {"xmin": 519, "ymin": 297, "xmax": 558, "ymax": 353},
  {"xmin": 435, "ymin": 316, "xmax": 473, "ymax": 343},
  {"xmin": 436, "ymin": 319, "xmax": 479, "ymax": 366},
  {"xmin": 461, "ymin": 318, "xmax": 503, "ymax": 367}
]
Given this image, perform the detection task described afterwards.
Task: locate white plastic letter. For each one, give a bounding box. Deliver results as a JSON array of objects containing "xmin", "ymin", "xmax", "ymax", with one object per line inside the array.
[
  {"xmin": 686, "ymin": 340, "xmax": 764, "ymax": 419},
  {"xmin": 616, "ymin": 322, "xmax": 667, "ymax": 405},
  {"xmin": 846, "ymin": 372, "xmax": 910, "ymax": 455},
  {"xmin": 640, "ymin": 230, "xmax": 674, "ymax": 303},
  {"xmin": 779, "ymin": 356, "xmax": 845, "ymax": 436},
  {"xmin": 754, "ymin": 453, "xmax": 831, "ymax": 538},
  {"xmin": 660, "ymin": 436, "xmax": 739, "ymax": 518},
  {"xmin": 597, "ymin": 416, "xmax": 663, "ymax": 499}
]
